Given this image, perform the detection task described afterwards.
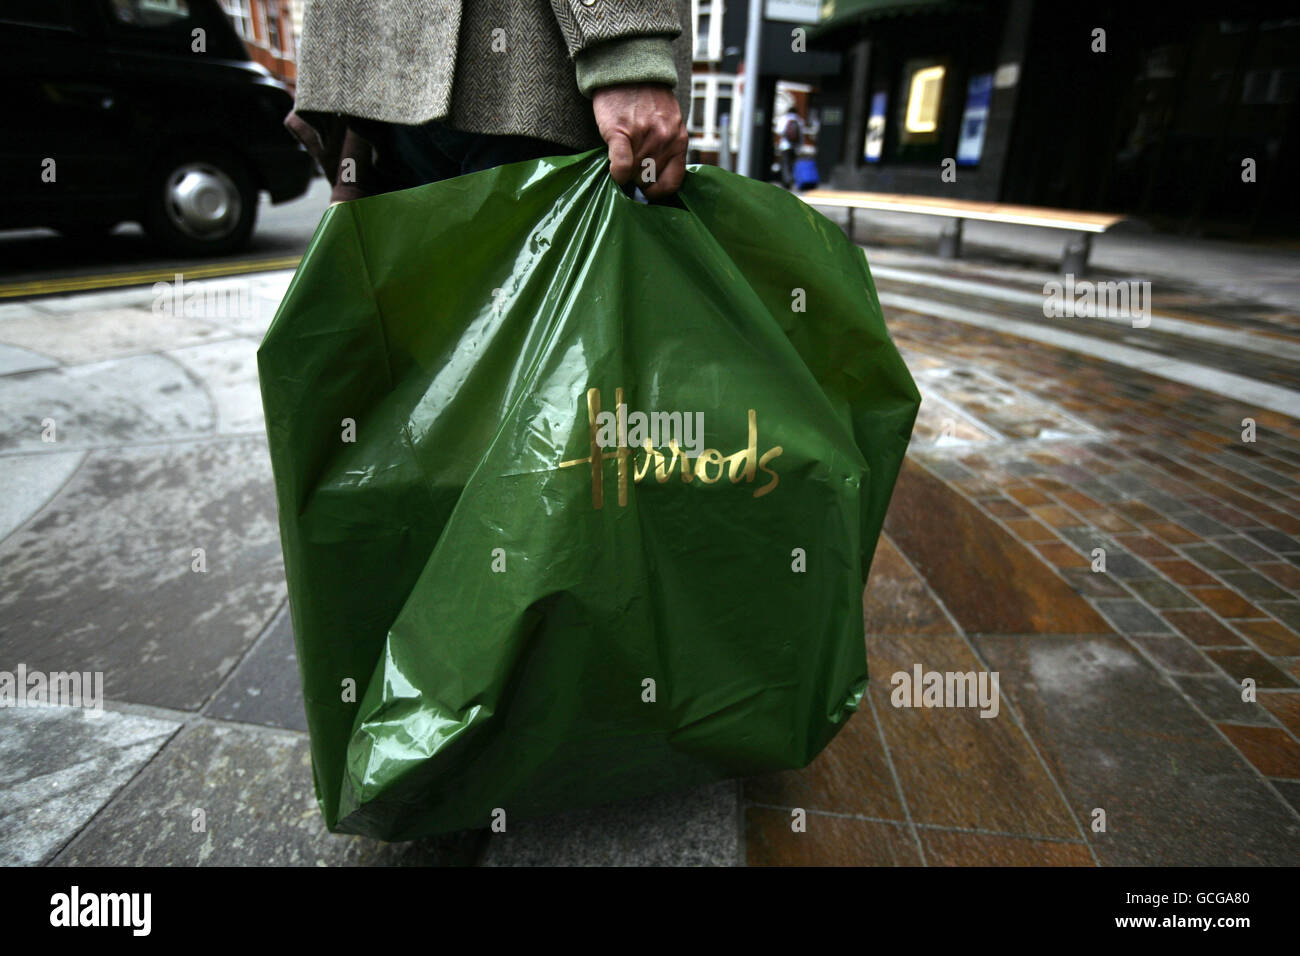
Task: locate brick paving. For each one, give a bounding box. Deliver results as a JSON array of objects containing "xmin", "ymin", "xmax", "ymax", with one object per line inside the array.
[{"xmin": 742, "ymin": 260, "xmax": 1300, "ymax": 865}]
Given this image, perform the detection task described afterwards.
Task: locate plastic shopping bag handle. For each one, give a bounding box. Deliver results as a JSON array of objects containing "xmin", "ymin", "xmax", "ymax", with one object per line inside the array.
[{"xmin": 617, "ymin": 177, "xmax": 688, "ymax": 210}]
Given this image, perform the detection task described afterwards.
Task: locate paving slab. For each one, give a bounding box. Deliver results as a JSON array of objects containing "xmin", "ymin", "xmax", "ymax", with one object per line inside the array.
[
  {"xmin": 51, "ymin": 722, "xmax": 479, "ymax": 866},
  {"xmin": 1162, "ymin": 610, "xmax": 1244, "ymax": 647},
  {"xmin": 862, "ymin": 533, "xmax": 952, "ymax": 636},
  {"xmin": 1258, "ymin": 691, "xmax": 1300, "ymax": 737},
  {"xmin": 1233, "ymin": 619, "xmax": 1300, "ymax": 656},
  {"xmin": 0, "ymin": 342, "xmax": 58, "ymax": 376},
  {"xmin": 250, "ymin": 272, "xmax": 294, "ymax": 296},
  {"xmin": 480, "ymin": 781, "xmax": 740, "ymax": 866},
  {"xmin": 909, "ymin": 396, "xmax": 1000, "ymax": 448},
  {"xmin": 913, "ymin": 363, "xmax": 1099, "ymax": 442},
  {"xmin": 744, "ymin": 699, "xmax": 905, "ymax": 821},
  {"xmin": 975, "ymin": 634, "xmax": 1300, "ymax": 865},
  {"xmin": 165, "ymin": 274, "xmax": 281, "ymax": 337},
  {"xmin": 1129, "ymin": 634, "xmax": 1214, "ymax": 674},
  {"xmin": 1216, "ymin": 724, "xmax": 1300, "ymax": 779},
  {"xmin": 867, "ymin": 633, "xmax": 1080, "ymax": 838},
  {"xmin": 0, "ymin": 354, "xmax": 213, "ymax": 453},
  {"xmin": 1204, "ymin": 648, "xmax": 1299, "ymax": 689},
  {"xmin": 1272, "ymin": 780, "xmax": 1300, "ymax": 815},
  {"xmin": 746, "ymin": 807, "xmax": 920, "ymax": 866},
  {"xmin": 1095, "ymin": 599, "xmax": 1172, "ymax": 635},
  {"xmin": 150, "ymin": 270, "xmax": 284, "ymax": 338},
  {"xmin": 204, "ymin": 605, "xmax": 307, "ymax": 732},
  {"xmin": 0, "ymin": 301, "xmax": 44, "ymax": 320},
  {"xmin": 0, "ymin": 450, "xmax": 85, "ymax": 542},
  {"xmin": 167, "ymin": 338, "xmax": 265, "ymax": 434},
  {"xmin": 0, "ymin": 438, "xmax": 285, "ymax": 710},
  {"xmin": 0, "ymin": 306, "xmax": 230, "ymax": 364},
  {"xmin": 17, "ymin": 288, "xmax": 157, "ymax": 314},
  {"xmin": 917, "ymin": 829, "xmax": 1094, "ymax": 866},
  {"xmin": 1173, "ymin": 674, "xmax": 1276, "ymax": 726},
  {"xmin": 0, "ymin": 705, "xmax": 180, "ymax": 865},
  {"xmin": 885, "ymin": 459, "xmax": 1112, "ymax": 635}
]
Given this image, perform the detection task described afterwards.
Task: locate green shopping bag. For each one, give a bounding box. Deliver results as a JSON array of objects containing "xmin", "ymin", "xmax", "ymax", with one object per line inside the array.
[{"xmin": 258, "ymin": 149, "xmax": 919, "ymax": 840}]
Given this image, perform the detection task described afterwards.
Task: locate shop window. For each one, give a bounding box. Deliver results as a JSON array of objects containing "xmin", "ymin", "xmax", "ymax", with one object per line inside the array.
[
  {"xmin": 956, "ymin": 73, "xmax": 992, "ymax": 166},
  {"xmin": 902, "ymin": 63, "xmax": 945, "ymax": 143},
  {"xmin": 863, "ymin": 91, "xmax": 887, "ymax": 162}
]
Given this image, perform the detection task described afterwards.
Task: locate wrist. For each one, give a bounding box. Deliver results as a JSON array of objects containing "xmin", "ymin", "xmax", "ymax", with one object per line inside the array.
[{"xmin": 576, "ymin": 36, "xmax": 678, "ymax": 98}]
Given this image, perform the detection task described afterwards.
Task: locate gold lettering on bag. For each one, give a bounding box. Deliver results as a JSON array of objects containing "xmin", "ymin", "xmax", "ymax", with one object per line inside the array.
[{"xmin": 558, "ymin": 388, "xmax": 782, "ymax": 509}]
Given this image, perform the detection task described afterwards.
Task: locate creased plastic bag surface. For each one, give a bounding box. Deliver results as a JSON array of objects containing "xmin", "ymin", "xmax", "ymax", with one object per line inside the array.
[{"xmin": 258, "ymin": 149, "xmax": 919, "ymax": 840}]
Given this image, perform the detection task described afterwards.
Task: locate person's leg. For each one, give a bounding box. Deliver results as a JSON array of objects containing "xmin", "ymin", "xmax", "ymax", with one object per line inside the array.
[
  {"xmin": 348, "ymin": 117, "xmax": 461, "ymax": 191},
  {"xmin": 780, "ymin": 148, "xmax": 795, "ymax": 189}
]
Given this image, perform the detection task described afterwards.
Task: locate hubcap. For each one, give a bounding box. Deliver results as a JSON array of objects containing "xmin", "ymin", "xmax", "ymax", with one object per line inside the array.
[{"xmin": 163, "ymin": 163, "xmax": 241, "ymax": 240}]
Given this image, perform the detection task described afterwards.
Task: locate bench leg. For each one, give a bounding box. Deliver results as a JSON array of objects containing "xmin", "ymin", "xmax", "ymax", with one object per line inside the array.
[
  {"xmin": 938, "ymin": 217, "xmax": 963, "ymax": 258},
  {"xmin": 846, "ymin": 207, "xmax": 856, "ymax": 243},
  {"xmin": 1061, "ymin": 232, "xmax": 1092, "ymax": 275}
]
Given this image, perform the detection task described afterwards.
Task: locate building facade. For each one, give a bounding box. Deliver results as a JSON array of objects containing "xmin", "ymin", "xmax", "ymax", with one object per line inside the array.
[
  {"xmin": 687, "ymin": 0, "xmax": 740, "ymax": 161},
  {"xmin": 687, "ymin": 0, "xmax": 843, "ymax": 176},
  {"xmin": 219, "ymin": 0, "xmax": 297, "ymax": 88},
  {"xmin": 811, "ymin": 0, "xmax": 1300, "ymax": 236}
]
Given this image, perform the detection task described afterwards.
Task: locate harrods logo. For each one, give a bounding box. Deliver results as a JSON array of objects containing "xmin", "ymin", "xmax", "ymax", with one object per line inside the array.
[{"xmin": 558, "ymin": 387, "xmax": 783, "ymax": 509}]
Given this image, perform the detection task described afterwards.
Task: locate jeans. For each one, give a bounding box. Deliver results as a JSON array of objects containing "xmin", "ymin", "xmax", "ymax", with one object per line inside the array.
[
  {"xmin": 779, "ymin": 148, "xmax": 797, "ymax": 189},
  {"xmin": 350, "ymin": 118, "xmax": 578, "ymax": 192}
]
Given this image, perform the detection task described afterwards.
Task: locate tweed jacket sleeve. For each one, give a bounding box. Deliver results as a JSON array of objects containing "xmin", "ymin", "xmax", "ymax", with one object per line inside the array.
[
  {"xmin": 289, "ymin": 0, "xmax": 693, "ymax": 189},
  {"xmin": 548, "ymin": 0, "xmax": 682, "ymax": 57},
  {"xmin": 553, "ymin": 1, "xmax": 685, "ymax": 98}
]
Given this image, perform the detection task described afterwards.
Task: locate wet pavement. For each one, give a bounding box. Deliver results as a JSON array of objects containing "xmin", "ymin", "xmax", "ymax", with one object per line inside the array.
[
  {"xmin": 745, "ymin": 240, "xmax": 1300, "ymax": 865},
  {"xmin": 2, "ymin": 228, "xmax": 1298, "ymax": 865}
]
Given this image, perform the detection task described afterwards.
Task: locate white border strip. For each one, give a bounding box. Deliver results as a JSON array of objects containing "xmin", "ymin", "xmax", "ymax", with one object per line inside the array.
[
  {"xmin": 880, "ymin": 291, "xmax": 1300, "ymax": 418},
  {"xmin": 873, "ymin": 265, "xmax": 1300, "ymax": 363}
]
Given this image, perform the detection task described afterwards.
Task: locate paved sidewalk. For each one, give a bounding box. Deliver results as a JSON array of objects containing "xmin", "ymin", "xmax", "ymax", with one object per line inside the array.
[
  {"xmin": 2, "ymin": 228, "xmax": 1299, "ymax": 865},
  {"xmin": 0, "ymin": 275, "xmax": 739, "ymax": 866},
  {"xmin": 824, "ymin": 205, "xmax": 1300, "ymax": 310},
  {"xmin": 744, "ymin": 236, "xmax": 1300, "ymax": 865}
]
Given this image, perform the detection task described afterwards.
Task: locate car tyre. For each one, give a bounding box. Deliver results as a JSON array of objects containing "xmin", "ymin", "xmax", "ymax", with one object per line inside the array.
[{"xmin": 143, "ymin": 149, "xmax": 257, "ymax": 256}]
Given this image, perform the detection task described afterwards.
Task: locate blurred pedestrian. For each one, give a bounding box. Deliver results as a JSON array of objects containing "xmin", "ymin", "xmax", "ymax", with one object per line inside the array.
[
  {"xmin": 286, "ymin": 1, "xmax": 692, "ymax": 202},
  {"xmin": 777, "ymin": 106, "xmax": 803, "ymax": 190}
]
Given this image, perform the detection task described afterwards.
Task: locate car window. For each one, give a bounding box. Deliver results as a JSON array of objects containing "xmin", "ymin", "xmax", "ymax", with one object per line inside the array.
[{"xmin": 107, "ymin": 0, "xmax": 192, "ymax": 28}]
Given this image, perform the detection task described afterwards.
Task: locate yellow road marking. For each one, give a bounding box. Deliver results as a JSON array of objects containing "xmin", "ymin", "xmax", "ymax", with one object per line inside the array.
[{"xmin": 0, "ymin": 256, "xmax": 303, "ymax": 299}]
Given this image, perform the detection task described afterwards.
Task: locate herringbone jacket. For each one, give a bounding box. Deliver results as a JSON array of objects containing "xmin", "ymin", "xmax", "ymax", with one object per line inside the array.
[{"xmin": 294, "ymin": 0, "xmax": 693, "ymax": 151}]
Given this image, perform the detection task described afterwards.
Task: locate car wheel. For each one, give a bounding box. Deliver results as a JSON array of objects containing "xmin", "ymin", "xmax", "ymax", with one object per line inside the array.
[{"xmin": 143, "ymin": 150, "xmax": 257, "ymax": 256}]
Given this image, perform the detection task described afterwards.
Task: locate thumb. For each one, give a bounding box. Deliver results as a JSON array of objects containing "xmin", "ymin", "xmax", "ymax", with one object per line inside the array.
[{"xmin": 606, "ymin": 132, "xmax": 635, "ymax": 185}]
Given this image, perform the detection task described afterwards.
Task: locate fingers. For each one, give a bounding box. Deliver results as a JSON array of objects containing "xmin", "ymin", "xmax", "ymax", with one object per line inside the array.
[
  {"xmin": 593, "ymin": 85, "xmax": 689, "ymax": 197},
  {"xmin": 640, "ymin": 121, "xmax": 688, "ymax": 200},
  {"xmin": 607, "ymin": 132, "xmax": 635, "ymax": 185}
]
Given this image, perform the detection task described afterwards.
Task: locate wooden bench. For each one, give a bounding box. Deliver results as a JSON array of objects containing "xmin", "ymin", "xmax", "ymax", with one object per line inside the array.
[{"xmin": 800, "ymin": 190, "xmax": 1127, "ymax": 274}]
